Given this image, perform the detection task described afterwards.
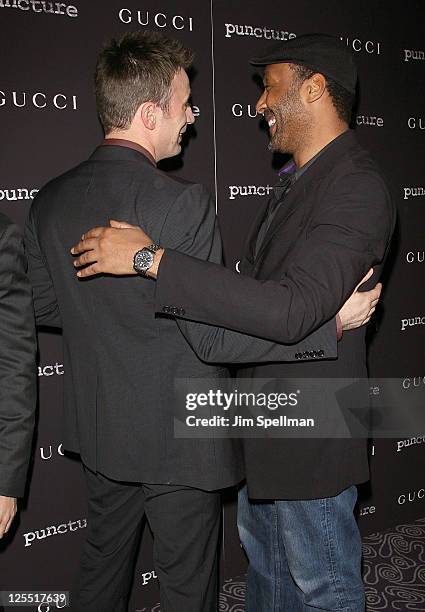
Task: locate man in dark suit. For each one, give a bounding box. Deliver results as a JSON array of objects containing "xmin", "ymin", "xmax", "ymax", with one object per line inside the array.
[
  {"xmin": 72, "ymin": 35, "xmax": 395, "ymax": 611},
  {"xmin": 0, "ymin": 212, "xmax": 36, "ymax": 539},
  {"xmin": 25, "ymin": 31, "xmax": 376, "ymax": 612}
]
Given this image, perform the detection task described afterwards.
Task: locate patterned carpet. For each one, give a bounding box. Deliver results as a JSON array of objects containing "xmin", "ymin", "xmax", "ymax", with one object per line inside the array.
[
  {"xmin": 219, "ymin": 577, "xmax": 246, "ymax": 611},
  {"xmin": 218, "ymin": 518, "xmax": 425, "ymax": 611},
  {"xmin": 363, "ymin": 518, "xmax": 425, "ymax": 611}
]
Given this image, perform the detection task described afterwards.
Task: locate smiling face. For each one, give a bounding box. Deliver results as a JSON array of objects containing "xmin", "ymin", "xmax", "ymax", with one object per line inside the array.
[
  {"xmin": 156, "ymin": 68, "xmax": 194, "ymax": 160},
  {"xmin": 256, "ymin": 63, "xmax": 312, "ymax": 155}
]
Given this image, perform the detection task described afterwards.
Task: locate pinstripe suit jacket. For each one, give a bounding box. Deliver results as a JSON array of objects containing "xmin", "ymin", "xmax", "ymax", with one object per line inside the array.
[{"xmin": 0, "ymin": 213, "xmax": 36, "ymax": 497}]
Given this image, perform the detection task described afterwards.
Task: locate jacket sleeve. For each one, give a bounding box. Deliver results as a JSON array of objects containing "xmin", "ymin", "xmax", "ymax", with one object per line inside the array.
[
  {"xmin": 24, "ymin": 205, "xmax": 62, "ymax": 328},
  {"xmin": 0, "ymin": 222, "xmax": 37, "ymax": 498},
  {"xmin": 155, "ymin": 171, "xmax": 394, "ymax": 343},
  {"xmin": 159, "ymin": 183, "xmax": 337, "ymax": 363},
  {"xmin": 177, "ymin": 316, "xmax": 337, "ymax": 364}
]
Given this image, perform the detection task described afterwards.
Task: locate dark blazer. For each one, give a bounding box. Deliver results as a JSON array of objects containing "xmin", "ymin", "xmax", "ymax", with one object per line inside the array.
[
  {"xmin": 0, "ymin": 213, "xmax": 36, "ymax": 498},
  {"xmin": 24, "ymin": 144, "xmax": 335, "ymax": 490},
  {"xmin": 155, "ymin": 131, "xmax": 396, "ymax": 499}
]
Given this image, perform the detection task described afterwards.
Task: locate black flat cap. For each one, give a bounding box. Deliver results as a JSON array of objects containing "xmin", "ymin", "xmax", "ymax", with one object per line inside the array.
[{"xmin": 250, "ymin": 33, "xmax": 357, "ymax": 94}]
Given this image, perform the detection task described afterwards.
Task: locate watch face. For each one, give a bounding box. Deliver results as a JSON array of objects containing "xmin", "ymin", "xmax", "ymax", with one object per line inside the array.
[{"xmin": 134, "ymin": 249, "xmax": 154, "ymax": 273}]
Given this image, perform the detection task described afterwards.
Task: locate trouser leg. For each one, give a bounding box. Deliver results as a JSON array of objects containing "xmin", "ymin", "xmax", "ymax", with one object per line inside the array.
[
  {"xmin": 276, "ymin": 485, "xmax": 365, "ymax": 611},
  {"xmin": 237, "ymin": 484, "xmax": 303, "ymax": 612},
  {"xmin": 74, "ymin": 465, "xmax": 145, "ymax": 612},
  {"xmin": 143, "ymin": 483, "xmax": 221, "ymax": 612}
]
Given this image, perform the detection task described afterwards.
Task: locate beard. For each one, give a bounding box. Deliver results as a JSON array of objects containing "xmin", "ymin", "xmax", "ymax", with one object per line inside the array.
[{"xmin": 267, "ymin": 84, "xmax": 311, "ymax": 154}]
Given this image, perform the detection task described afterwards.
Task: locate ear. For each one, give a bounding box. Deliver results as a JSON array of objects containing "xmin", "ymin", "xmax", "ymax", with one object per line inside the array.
[
  {"xmin": 139, "ymin": 101, "xmax": 158, "ymax": 131},
  {"xmin": 302, "ymin": 73, "xmax": 326, "ymax": 103}
]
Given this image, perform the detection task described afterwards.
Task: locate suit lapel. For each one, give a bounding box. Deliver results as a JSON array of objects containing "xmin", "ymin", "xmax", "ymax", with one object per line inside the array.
[
  {"xmin": 253, "ymin": 179, "xmax": 305, "ymax": 269},
  {"xmin": 240, "ymin": 198, "xmax": 272, "ymax": 275},
  {"xmin": 241, "ymin": 169, "xmax": 300, "ymax": 275}
]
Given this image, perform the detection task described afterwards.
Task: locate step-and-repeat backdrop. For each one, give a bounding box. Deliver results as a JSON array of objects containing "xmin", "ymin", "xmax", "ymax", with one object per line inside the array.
[{"xmin": 0, "ymin": 1, "xmax": 424, "ymax": 609}]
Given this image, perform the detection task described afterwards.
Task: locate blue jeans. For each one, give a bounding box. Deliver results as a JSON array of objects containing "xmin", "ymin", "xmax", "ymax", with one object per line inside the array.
[{"xmin": 237, "ymin": 485, "xmax": 364, "ymax": 612}]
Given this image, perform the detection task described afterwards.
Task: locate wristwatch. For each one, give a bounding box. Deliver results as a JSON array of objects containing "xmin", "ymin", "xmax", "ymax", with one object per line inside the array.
[{"xmin": 133, "ymin": 243, "xmax": 161, "ymax": 276}]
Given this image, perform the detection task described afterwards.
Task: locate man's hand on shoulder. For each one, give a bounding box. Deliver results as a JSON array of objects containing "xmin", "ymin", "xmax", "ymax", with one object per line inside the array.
[
  {"xmin": 0, "ymin": 495, "xmax": 17, "ymax": 538},
  {"xmin": 71, "ymin": 220, "xmax": 164, "ymax": 279},
  {"xmin": 338, "ymin": 268, "xmax": 382, "ymax": 331}
]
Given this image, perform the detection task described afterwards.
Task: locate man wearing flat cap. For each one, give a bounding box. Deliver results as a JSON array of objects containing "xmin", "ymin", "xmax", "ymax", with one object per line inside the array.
[{"xmin": 71, "ymin": 34, "xmax": 395, "ymax": 611}]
